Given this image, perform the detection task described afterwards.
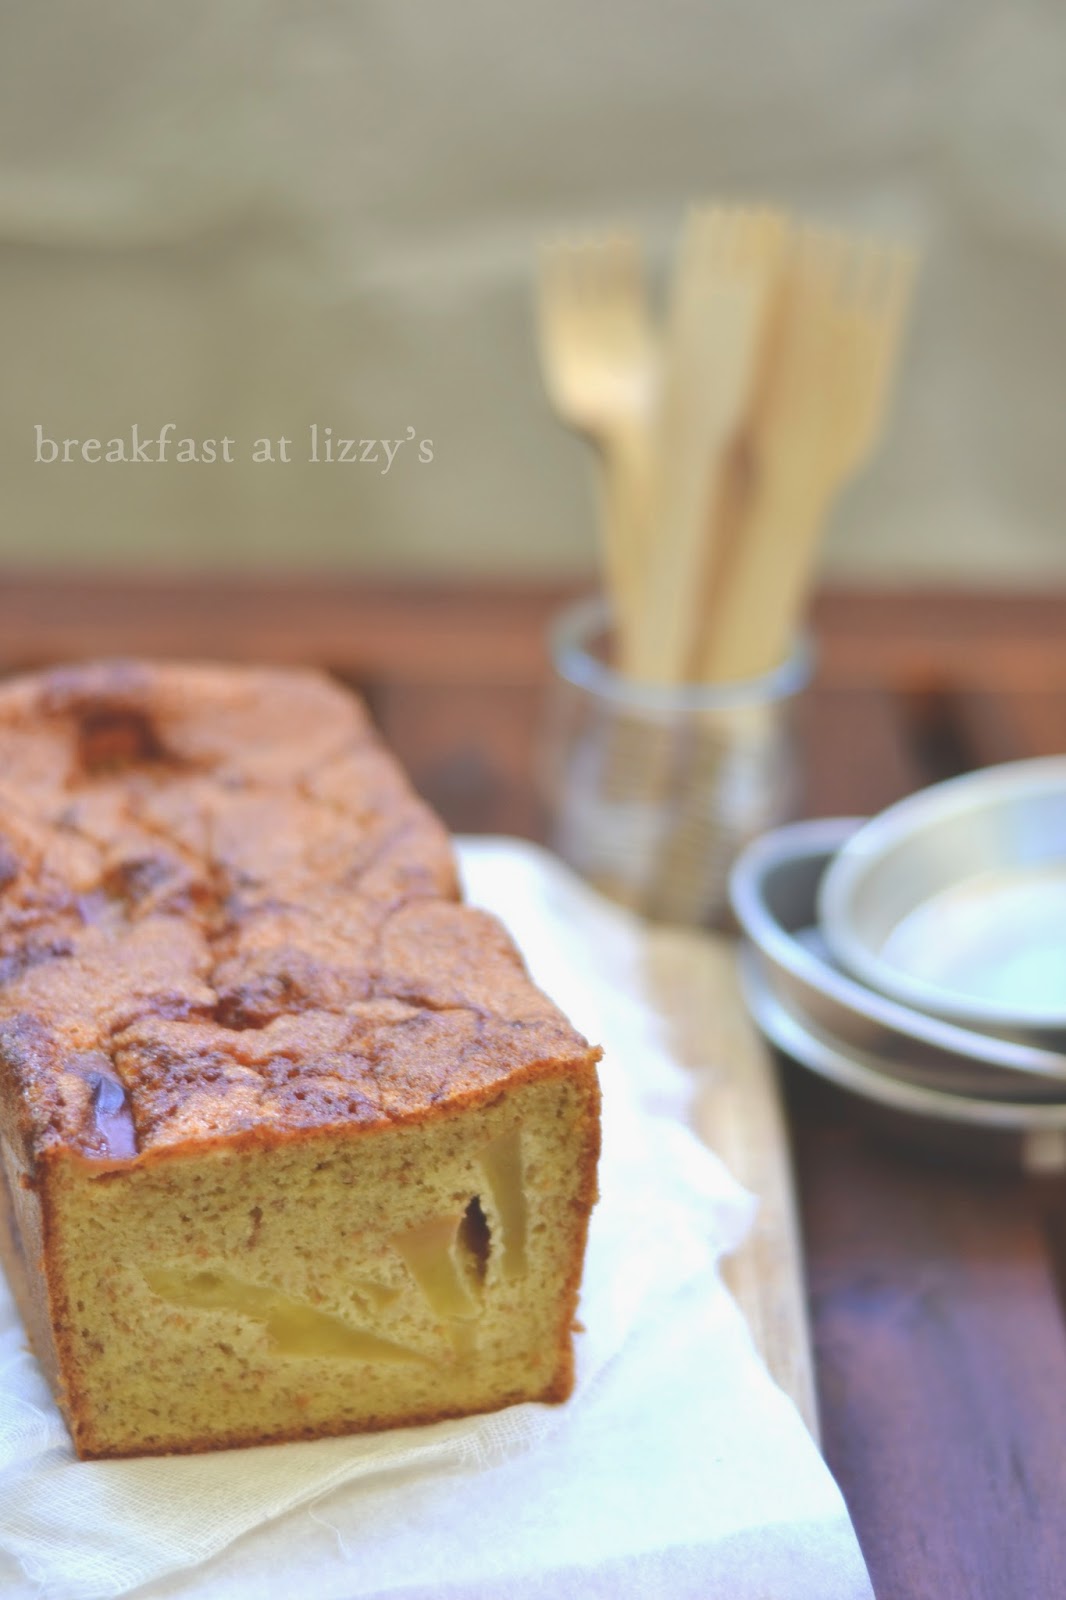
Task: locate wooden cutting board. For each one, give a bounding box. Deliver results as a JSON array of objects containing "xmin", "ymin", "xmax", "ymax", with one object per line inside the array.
[{"xmin": 643, "ymin": 925, "xmax": 820, "ymax": 1442}]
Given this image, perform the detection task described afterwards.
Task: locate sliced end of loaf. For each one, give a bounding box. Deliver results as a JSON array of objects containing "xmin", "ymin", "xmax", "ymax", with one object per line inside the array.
[{"xmin": 27, "ymin": 1061, "xmax": 599, "ymax": 1458}]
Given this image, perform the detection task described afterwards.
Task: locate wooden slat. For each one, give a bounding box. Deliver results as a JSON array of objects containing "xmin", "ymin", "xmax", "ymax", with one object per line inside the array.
[
  {"xmin": 811, "ymin": 589, "xmax": 1066, "ymax": 691},
  {"xmin": 368, "ymin": 682, "xmax": 545, "ymax": 839},
  {"xmin": 798, "ymin": 684, "xmax": 917, "ymax": 818},
  {"xmin": 943, "ymin": 689, "xmax": 1066, "ymax": 768},
  {"xmin": 0, "ymin": 573, "xmax": 1060, "ymax": 689},
  {"xmin": 795, "ymin": 1089, "xmax": 1066, "ymax": 1600},
  {"xmin": 0, "ymin": 573, "xmax": 571, "ymax": 685},
  {"xmin": 645, "ymin": 928, "xmax": 819, "ymax": 1439}
]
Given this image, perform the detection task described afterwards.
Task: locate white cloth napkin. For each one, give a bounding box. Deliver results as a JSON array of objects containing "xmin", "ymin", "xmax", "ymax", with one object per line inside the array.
[{"xmin": 0, "ymin": 838, "xmax": 872, "ymax": 1600}]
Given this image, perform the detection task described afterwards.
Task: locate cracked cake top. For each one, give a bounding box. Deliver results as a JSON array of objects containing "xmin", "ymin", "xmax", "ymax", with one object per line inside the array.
[{"xmin": 0, "ymin": 661, "xmax": 593, "ymax": 1172}]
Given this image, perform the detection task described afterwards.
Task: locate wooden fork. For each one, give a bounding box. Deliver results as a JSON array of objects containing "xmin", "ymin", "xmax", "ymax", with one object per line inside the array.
[
  {"xmin": 629, "ymin": 206, "xmax": 788, "ymax": 685},
  {"xmin": 698, "ymin": 230, "xmax": 915, "ymax": 682},
  {"xmin": 536, "ymin": 235, "xmax": 658, "ymax": 671}
]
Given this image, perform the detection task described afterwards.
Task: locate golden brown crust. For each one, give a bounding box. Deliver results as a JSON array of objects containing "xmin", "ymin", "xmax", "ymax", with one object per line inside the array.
[
  {"xmin": 72, "ymin": 1382, "xmax": 570, "ymax": 1460},
  {"xmin": 0, "ymin": 1145, "xmax": 67, "ymax": 1403},
  {"xmin": 0, "ymin": 662, "xmax": 595, "ymax": 1179}
]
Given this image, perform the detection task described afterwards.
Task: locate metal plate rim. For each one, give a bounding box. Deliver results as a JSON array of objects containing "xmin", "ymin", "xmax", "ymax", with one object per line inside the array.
[
  {"xmin": 816, "ymin": 758, "xmax": 1066, "ymax": 1033},
  {"xmin": 739, "ymin": 946, "xmax": 1066, "ymax": 1134},
  {"xmin": 729, "ymin": 817, "xmax": 1066, "ymax": 1086}
]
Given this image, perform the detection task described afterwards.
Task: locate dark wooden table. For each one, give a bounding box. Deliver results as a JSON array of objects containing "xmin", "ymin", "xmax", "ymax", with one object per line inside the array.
[{"xmin": 4, "ymin": 574, "xmax": 1066, "ymax": 1600}]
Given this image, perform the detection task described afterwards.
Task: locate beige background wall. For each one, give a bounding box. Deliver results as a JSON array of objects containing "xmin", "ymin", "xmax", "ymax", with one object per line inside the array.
[{"xmin": 1, "ymin": 1, "xmax": 1065, "ymax": 581}]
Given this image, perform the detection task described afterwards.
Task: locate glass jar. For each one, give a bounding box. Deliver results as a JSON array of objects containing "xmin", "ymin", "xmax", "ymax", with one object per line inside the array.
[{"xmin": 540, "ymin": 595, "xmax": 812, "ymax": 926}]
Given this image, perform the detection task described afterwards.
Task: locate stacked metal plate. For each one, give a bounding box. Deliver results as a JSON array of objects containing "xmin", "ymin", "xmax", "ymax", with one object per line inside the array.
[{"xmin": 729, "ymin": 759, "xmax": 1066, "ymax": 1172}]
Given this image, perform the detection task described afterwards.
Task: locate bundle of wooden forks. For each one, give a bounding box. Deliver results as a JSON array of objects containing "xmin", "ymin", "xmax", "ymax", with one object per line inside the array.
[{"xmin": 537, "ymin": 208, "xmax": 914, "ymax": 686}]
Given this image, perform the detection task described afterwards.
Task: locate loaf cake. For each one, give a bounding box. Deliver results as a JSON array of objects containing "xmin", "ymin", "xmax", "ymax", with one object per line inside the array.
[{"xmin": 0, "ymin": 661, "xmax": 601, "ymax": 1459}]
